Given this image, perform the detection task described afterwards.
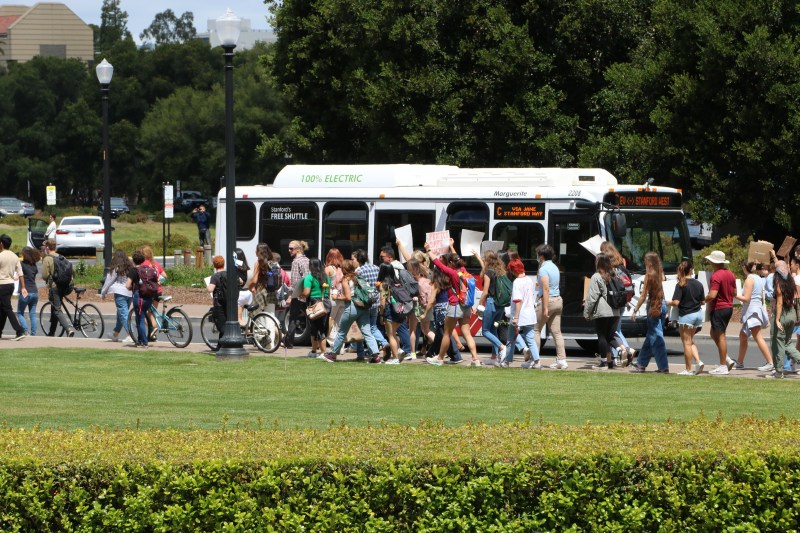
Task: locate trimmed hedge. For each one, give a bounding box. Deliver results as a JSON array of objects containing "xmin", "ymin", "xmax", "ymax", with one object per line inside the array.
[{"xmin": 2, "ymin": 418, "xmax": 800, "ymax": 530}]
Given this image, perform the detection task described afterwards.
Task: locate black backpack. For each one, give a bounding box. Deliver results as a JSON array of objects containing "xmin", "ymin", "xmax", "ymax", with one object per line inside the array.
[
  {"xmin": 264, "ymin": 262, "xmax": 282, "ymax": 292},
  {"xmin": 212, "ymin": 272, "xmax": 227, "ymax": 305},
  {"xmin": 397, "ymin": 268, "xmax": 419, "ymax": 298},
  {"xmin": 606, "ymin": 275, "xmax": 628, "ymax": 310},
  {"xmin": 52, "ymin": 254, "xmax": 74, "ymax": 294}
]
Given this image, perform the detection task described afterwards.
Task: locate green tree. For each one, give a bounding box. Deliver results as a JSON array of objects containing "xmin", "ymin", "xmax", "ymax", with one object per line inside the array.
[
  {"xmin": 140, "ymin": 9, "xmax": 197, "ymax": 46},
  {"xmin": 98, "ymin": 0, "xmax": 132, "ymax": 53}
]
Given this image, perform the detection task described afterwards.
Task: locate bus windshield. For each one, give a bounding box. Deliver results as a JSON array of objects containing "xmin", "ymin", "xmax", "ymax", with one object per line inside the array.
[{"xmin": 608, "ymin": 211, "xmax": 691, "ymax": 275}]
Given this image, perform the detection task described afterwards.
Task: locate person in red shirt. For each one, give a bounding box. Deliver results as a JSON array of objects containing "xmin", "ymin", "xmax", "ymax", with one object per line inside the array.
[{"xmin": 704, "ymin": 251, "xmax": 738, "ymax": 375}]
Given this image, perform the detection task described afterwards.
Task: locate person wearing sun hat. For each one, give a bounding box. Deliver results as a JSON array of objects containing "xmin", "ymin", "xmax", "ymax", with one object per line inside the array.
[{"xmin": 704, "ymin": 250, "xmax": 738, "ymax": 375}]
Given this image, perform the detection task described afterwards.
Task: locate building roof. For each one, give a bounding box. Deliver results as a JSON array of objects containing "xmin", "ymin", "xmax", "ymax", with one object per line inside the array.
[{"xmin": 0, "ymin": 14, "xmax": 21, "ymax": 33}]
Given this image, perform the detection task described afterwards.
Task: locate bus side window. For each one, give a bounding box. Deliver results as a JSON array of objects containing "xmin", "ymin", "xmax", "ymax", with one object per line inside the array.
[
  {"xmin": 491, "ymin": 223, "xmax": 545, "ymax": 272},
  {"xmin": 259, "ymin": 202, "xmax": 319, "ymax": 268},
  {"xmin": 446, "ymin": 202, "xmax": 489, "ymax": 271},
  {"xmin": 373, "ymin": 210, "xmax": 436, "ymax": 264},
  {"xmin": 322, "ymin": 202, "xmax": 368, "ymax": 261}
]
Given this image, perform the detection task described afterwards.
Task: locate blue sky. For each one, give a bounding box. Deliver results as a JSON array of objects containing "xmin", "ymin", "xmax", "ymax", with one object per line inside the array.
[{"xmin": 64, "ymin": 0, "xmax": 271, "ymax": 41}]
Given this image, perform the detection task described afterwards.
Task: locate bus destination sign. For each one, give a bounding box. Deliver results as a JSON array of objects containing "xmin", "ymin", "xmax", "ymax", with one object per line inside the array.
[
  {"xmin": 603, "ymin": 191, "xmax": 682, "ymax": 209},
  {"xmin": 495, "ymin": 203, "xmax": 545, "ymax": 220}
]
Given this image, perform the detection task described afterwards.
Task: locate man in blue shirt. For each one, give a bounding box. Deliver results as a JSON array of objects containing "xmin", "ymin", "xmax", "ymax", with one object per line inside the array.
[
  {"xmin": 534, "ymin": 243, "xmax": 567, "ymax": 369},
  {"xmin": 191, "ymin": 205, "xmax": 211, "ymax": 246}
]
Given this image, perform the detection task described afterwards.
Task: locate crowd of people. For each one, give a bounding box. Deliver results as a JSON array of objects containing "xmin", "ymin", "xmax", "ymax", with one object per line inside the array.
[{"xmin": 4, "ymin": 229, "xmax": 800, "ymax": 379}]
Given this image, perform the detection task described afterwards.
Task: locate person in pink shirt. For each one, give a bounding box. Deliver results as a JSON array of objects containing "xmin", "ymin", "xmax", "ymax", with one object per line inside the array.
[
  {"xmin": 424, "ymin": 248, "xmax": 481, "ymax": 367},
  {"xmin": 704, "ymin": 250, "xmax": 738, "ymax": 375}
]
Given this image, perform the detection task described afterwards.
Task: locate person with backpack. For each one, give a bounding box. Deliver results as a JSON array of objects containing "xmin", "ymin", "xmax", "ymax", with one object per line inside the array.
[
  {"xmin": 250, "ymin": 243, "xmax": 284, "ymax": 315},
  {"xmin": 41, "ymin": 237, "xmax": 75, "ymax": 338},
  {"xmin": 600, "ymin": 241, "xmax": 636, "ymax": 367},
  {"xmin": 397, "ymin": 239, "xmax": 434, "ymax": 358},
  {"xmin": 321, "ymin": 259, "xmax": 379, "ymax": 362},
  {"xmin": 140, "ymin": 246, "xmax": 166, "ymax": 340},
  {"xmin": 0, "ymin": 234, "xmax": 27, "ymax": 340},
  {"xmin": 475, "ymin": 250, "xmax": 509, "ymax": 366},
  {"xmin": 352, "ymin": 249, "xmax": 388, "ymax": 362},
  {"xmin": 629, "ymin": 252, "xmax": 669, "ymax": 373},
  {"xmin": 325, "ymin": 248, "xmax": 345, "ymax": 344},
  {"xmin": 206, "ymin": 255, "xmax": 228, "ymax": 349},
  {"xmin": 583, "ymin": 252, "xmax": 621, "ymax": 370},
  {"xmin": 125, "ymin": 250, "xmax": 156, "ymax": 348},
  {"xmin": 378, "ymin": 258, "xmax": 408, "ymax": 365},
  {"xmin": 501, "ymin": 259, "xmax": 540, "ymax": 369},
  {"xmin": 100, "ymin": 249, "xmax": 134, "ymax": 343},
  {"xmin": 379, "ymin": 245, "xmax": 413, "ymax": 358},
  {"xmin": 425, "ymin": 249, "xmax": 482, "ymax": 367},
  {"xmin": 535, "ymin": 243, "xmax": 568, "ymax": 369}
]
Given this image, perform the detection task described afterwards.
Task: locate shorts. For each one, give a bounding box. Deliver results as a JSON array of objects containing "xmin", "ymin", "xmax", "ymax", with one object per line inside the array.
[
  {"xmin": 237, "ymin": 290, "xmax": 253, "ymax": 307},
  {"xmin": 710, "ymin": 308, "xmax": 733, "ymax": 333},
  {"xmin": 384, "ymin": 303, "xmax": 406, "ymax": 324},
  {"xmin": 677, "ymin": 309, "xmax": 703, "ymax": 328},
  {"xmin": 448, "ymin": 303, "xmax": 471, "ymax": 320}
]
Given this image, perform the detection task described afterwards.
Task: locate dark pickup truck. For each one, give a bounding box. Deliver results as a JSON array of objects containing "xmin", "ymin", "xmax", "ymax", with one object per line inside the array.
[{"xmin": 176, "ymin": 191, "xmax": 210, "ymax": 212}]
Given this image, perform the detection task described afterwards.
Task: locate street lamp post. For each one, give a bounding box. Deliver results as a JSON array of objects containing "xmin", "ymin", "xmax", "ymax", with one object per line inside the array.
[
  {"xmin": 216, "ymin": 9, "xmax": 247, "ymax": 359},
  {"xmin": 96, "ymin": 58, "xmax": 114, "ymax": 273}
]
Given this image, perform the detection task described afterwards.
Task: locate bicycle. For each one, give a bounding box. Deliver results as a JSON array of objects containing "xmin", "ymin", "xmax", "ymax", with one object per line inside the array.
[
  {"xmin": 127, "ymin": 295, "xmax": 193, "ymax": 348},
  {"xmin": 39, "ymin": 287, "xmax": 105, "ymax": 338},
  {"xmin": 200, "ymin": 304, "xmax": 282, "ymax": 353}
]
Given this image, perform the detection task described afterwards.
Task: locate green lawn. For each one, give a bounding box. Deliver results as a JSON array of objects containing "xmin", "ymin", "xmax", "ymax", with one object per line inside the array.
[
  {"xmin": 0, "ymin": 220, "xmax": 213, "ymax": 253},
  {"xmin": 0, "ymin": 348, "xmax": 796, "ymax": 430}
]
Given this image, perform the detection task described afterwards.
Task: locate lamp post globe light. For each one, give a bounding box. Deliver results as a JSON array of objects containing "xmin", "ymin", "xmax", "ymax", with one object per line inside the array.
[
  {"xmin": 216, "ymin": 8, "xmax": 247, "ymax": 359},
  {"xmin": 95, "ymin": 58, "xmax": 114, "ymax": 273}
]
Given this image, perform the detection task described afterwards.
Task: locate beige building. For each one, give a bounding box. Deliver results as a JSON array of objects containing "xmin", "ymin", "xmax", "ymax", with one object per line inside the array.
[{"xmin": 0, "ymin": 3, "xmax": 92, "ymax": 67}]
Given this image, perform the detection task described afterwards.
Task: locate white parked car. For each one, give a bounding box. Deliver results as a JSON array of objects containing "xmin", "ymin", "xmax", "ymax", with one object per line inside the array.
[{"xmin": 55, "ymin": 216, "xmax": 106, "ymax": 253}]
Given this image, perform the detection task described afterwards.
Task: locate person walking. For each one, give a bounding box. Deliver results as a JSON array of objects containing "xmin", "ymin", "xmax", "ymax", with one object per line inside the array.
[
  {"xmin": 584, "ymin": 252, "xmax": 620, "ymax": 369},
  {"xmin": 352, "ymin": 248, "xmax": 387, "ymax": 362},
  {"xmin": 734, "ymin": 261, "xmax": 774, "ymax": 372},
  {"xmin": 41, "ymin": 238, "xmax": 74, "ymax": 337},
  {"xmin": 303, "ymin": 258, "xmax": 330, "ymax": 358},
  {"xmin": 535, "ymin": 243, "xmax": 567, "ymax": 369},
  {"xmin": 250, "ymin": 243, "xmax": 283, "ymax": 315},
  {"xmin": 601, "ymin": 241, "xmax": 635, "ymax": 366},
  {"xmin": 15, "ymin": 246, "xmax": 40, "ymax": 336},
  {"xmin": 502, "ymin": 259, "xmax": 540, "ymax": 369},
  {"xmin": 43, "ymin": 213, "xmax": 57, "ymax": 254},
  {"xmin": 324, "ymin": 248, "xmax": 345, "ymax": 344},
  {"xmin": 0, "ymin": 234, "xmax": 27, "ymax": 340},
  {"xmin": 191, "ymin": 204, "xmax": 212, "ymax": 246},
  {"xmin": 668, "ymin": 260, "xmax": 706, "ymax": 375},
  {"xmin": 283, "ymin": 240, "xmax": 310, "ymax": 349},
  {"xmin": 100, "ymin": 249, "xmax": 133, "ymax": 342},
  {"xmin": 704, "ymin": 250, "xmax": 738, "ymax": 375},
  {"xmin": 767, "ymin": 261, "xmax": 800, "ymax": 378},
  {"xmin": 321, "ymin": 259, "xmax": 379, "ymax": 362},
  {"xmin": 630, "ymin": 252, "xmax": 669, "ymax": 373},
  {"xmin": 475, "ymin": 250, "xmax": 507, "ymax": 366},
  {"xmin": 206, "ymin": 255, "xmax": 228, "ymax": 348},
  {"xmin": 126, "ymin": 250, "xmax": 153, "ymax": 348}
]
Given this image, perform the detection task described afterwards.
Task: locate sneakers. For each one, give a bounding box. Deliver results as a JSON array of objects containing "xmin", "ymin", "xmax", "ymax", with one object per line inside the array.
[
  {"xmin": 12, "ymin": 332, "xmax": 26, "ymax": 341},
  {"xmin": 726, "ymin": 357, "xmax": 736, "ymax": 371},
  {"xmin": 613, "ymin": 357, "xmax": 621, "ymax": 368},
  {"xmin": 677, "ymin": 369, "xmax": 693, "ymax": 375},
  {"xmin": 109, "ymin": 332, "xmax": 121, "ymax": 342},
  {"xmin": 484, "ymin": 358, "xmax": 498, "ymax": 367},
  {"xmin": 734, "ymin": 362, "xmax": 745, "ymax": 370},
  {"xmin": 522, "ymin": 360, "xmax": 542, "ymax": 369},
  {"xmin": 306, "ymin": 351, "xmax": 318, "ymax": 358},
  {"xmin": 470, "ymin": 360, "xmax": 482, "ymax": 367},
  {"xmin": 549, "ymin": 359, "xmax": 568, "ymax": 370},
  {"xmin": 522, "ymin": 347, "xmax": 531, "ymax": 361},
  {"xmin": 498, "ymin": 362, "xmax": 510, "ymax": 368},
  {"xmin": 623, "ymin": 348, "xmax": 634, "ymax": 367},
  {"xmin": 385, "ymin": 358, "xmax": 400, "ymax": 365},
  {"xmin": 765, "ymin": 371, "xmax": 785, "ymax": 379},
  {"xmin": 694, "ymin": 361, "xmax": 705, "ymax": 376},
  {"xmin": 321, "ymin": 353, "xmax": 336, "ymax": 363},
  {"xmin": 369, "ymin": 356, "xmax": 383, "ymax": 364},
  {"xmin": 655, "ymin": 368, "xmax": 669, "ymax": 374},
  {"xmin": 758, "ymin": 363, "xmax": 774, "ymax": 372},
  {"xmin": 425, "ymin": 356, "xmax": 442, "ymax": 367},
  {"xmin": 121, "ymin": 336, "xmax": 133, "ymax": 343},
  {"xmin": 67, "ymin": 329, "xmax": 76, "ymax": 338},
  {"xmin": 630, "ymin": 363, "xmax": 646, "ymax": 373},
  {"xmin": 709, "ymin": 365, "xmax": 729, "ymax": 375}
]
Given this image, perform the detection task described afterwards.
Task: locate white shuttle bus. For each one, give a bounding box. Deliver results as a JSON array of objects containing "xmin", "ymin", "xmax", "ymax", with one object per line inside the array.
[{"xmin": 215, "ymin": 164, "xmax": 692, "ymax": 346}]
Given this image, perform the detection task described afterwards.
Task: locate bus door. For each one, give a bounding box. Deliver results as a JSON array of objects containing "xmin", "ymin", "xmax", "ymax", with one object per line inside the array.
[
  {"xmin": 548, "ymin": 211, "xmax": 599, "ymax": 336},
  {"xmin": 373, "ymin": 202, "xmax": 437, "ymax": 264}
]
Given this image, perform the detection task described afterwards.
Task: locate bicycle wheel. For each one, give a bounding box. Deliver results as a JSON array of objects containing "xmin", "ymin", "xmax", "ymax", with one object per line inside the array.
[
  {"xmin": 38, "ymin": 301, "xmax": 65, "ymax": 337},
  {"xmin": 164, "ymin": 308, "xmax": 193, "ymax": 348},
  {"xmin": 251, "ymin": 312, "xmax": 282, "ymax": 353},
  {"xmin": 127, "ymin": 310, "xmax": 141, "ymax": 345},
  {"xmin": 200, "ymin": 310, "xmax": 219, "ymax": 351},
  {"xmin": 78, "ymin": 303, "xmax": 105, "ymax": 339}
]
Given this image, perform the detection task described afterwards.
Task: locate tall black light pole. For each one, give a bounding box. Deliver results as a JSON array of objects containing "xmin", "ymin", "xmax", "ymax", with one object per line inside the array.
[
  {"xmin": 216, "ymin": 9, "xmax": 247, "ymax": 359},
  {"xmin": 96, "ymin": 58, "xmax": 114, "ymax": 273}
]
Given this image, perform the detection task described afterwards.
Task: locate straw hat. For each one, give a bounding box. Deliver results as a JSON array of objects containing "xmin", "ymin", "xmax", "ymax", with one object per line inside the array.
[{"xmin": 705, "ymin": 250, "xmax": 730, "ymax": 264}]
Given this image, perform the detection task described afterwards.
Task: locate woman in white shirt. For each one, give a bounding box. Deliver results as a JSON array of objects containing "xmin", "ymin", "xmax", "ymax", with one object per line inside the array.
[{"xmin": 501, "ymin": 259, "xmax": 539, "ymax": 368}]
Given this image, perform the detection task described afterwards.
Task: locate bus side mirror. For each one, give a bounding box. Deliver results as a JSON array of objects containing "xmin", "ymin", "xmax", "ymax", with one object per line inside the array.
[{"xmin": 611, "ymin": 213, "xmax": 627, "ymax": 239}]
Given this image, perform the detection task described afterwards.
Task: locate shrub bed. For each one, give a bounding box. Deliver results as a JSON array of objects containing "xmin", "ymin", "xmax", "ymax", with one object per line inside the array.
[{"xmin": 2, "ymin": 418, "xmax": 800, "ymax": 530}]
